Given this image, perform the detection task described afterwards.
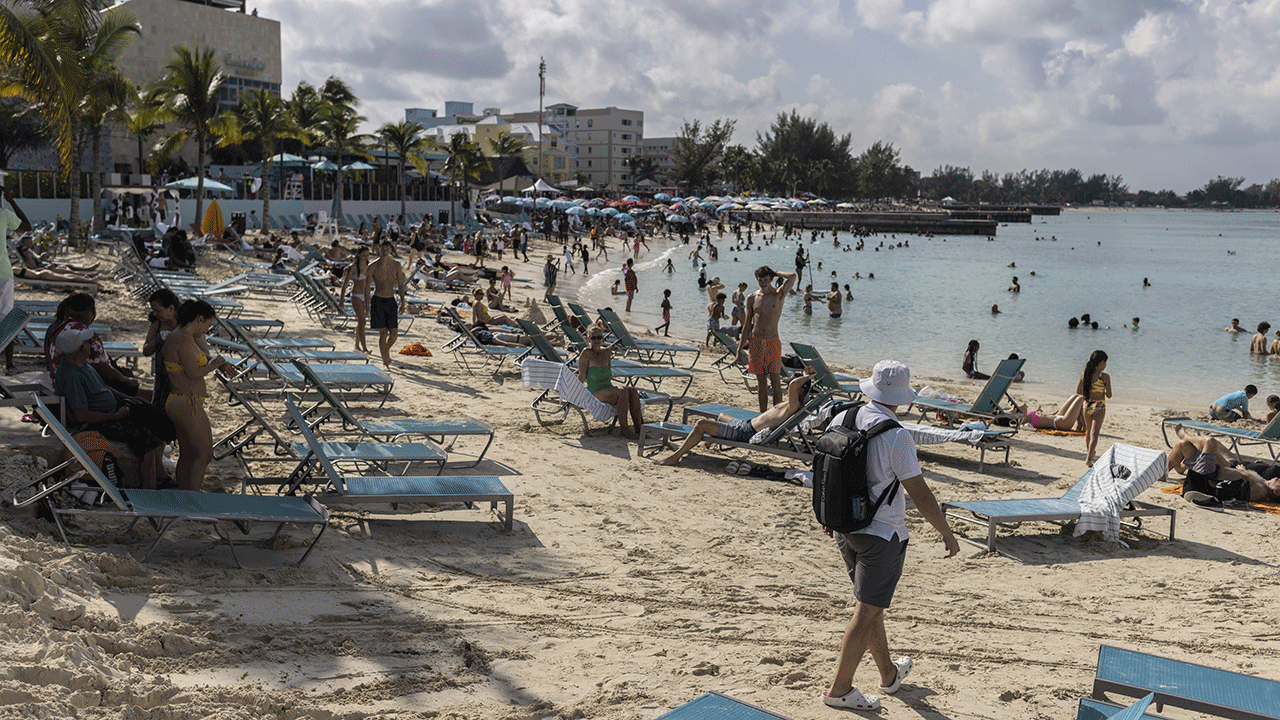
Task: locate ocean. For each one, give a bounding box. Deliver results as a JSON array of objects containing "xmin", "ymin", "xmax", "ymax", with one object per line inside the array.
[{"xmin": 577, "ymin": 208, "xmax": 1280, "ymax": 406}]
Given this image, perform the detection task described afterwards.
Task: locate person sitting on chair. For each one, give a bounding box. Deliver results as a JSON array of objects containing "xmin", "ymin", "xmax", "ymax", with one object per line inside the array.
[{"xmin": 655, "ymin": 367, "xmax": 817, "ymax": 466}]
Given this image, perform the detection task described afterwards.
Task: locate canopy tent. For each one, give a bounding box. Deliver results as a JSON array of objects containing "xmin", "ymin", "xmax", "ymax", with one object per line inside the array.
[{"xmin": 521, "ymin": 178, "xmax": 561, "ymax": 193}]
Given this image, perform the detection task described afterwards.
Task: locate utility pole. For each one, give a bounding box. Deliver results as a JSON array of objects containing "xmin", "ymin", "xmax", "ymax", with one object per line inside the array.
[{"xmin": 538, "ymin": 57, "xmax": 546, "ymax": 184}]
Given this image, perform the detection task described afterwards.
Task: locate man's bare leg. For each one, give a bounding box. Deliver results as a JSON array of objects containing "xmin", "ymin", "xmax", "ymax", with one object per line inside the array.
[
  {"xmin": 379, "ymin": 328, "xmax": 396, "ymax": 368},
  {"xmin": 655, "ymin": 418, "xmax": 719, "ymax": 466},
  {"xmin": 770, "ymin": 373, "xmax": 784, "ymax": 407},
  {"xmin": 826, "ymin": 601, "xmax": 895, "ymax": 700},
  {"xmin": 756, "ymin": 373, "xmax": 770, "ymax": 412}
]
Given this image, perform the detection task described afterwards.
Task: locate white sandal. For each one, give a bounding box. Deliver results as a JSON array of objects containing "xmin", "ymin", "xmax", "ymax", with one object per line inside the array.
[
  {"xmin": 822, "ymin": 687, "xmax": 880, "ymax": 710},
  {"xmin": 879, "ymin": 656, "xmax": 913, "ymax": 694}
]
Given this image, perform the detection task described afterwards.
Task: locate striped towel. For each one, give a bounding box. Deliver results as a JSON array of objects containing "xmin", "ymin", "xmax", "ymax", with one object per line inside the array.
[
  {"xmin": 521, "ymin": 358, "xmax": 615, "ymax": 422},
  {"xmin": 1073, "ymin": 443, "xmax": 1168, "ymax": 542},
  {"xmin": 902, "ymin": 422, "xmax": 988, "ymax": 446}
]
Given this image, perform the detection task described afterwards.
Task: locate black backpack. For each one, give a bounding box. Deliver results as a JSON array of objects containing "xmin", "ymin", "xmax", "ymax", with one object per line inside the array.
[{"xmin": 812, "ymin": 404, "xmax": 902, "ymax": 533}]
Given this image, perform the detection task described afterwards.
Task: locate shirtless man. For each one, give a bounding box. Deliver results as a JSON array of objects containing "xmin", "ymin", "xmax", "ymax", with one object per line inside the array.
[
  {"xmin": 1167, "ymin": 427, "xmax": 1280, "ymax": 506},
  {"xmin": 1224, "ymin": 318, "xmax": 1245, "ymax": 332},
  {"xmin": 827, "ymin": 281, "xmax": 843, "ymax": 318},
  {"xmin": 1250, "ymin": 322, "xmax": 1271, "ymax": 354},
  {"xmin": 655, "ymin": 367, "xmax": 815, "ymax": 466},
  {"xmin": 739, "ymin": 265, "xmax": 797, "ymax": 411},
  {"xmin": 368, "ymin": 241, "xmax": 407, "ymax": 369}
]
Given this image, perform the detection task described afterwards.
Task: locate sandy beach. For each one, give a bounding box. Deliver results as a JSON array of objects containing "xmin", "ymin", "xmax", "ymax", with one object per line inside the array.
[{"xmin": 1, "ymin": 232, "xmax": 1277, "ymax": 719}]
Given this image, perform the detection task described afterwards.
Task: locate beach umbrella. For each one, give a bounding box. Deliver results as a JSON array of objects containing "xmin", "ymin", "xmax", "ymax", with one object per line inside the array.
[
  {"xmin": 600, "ymin": 207, "xmax": 619, "ymax": 216},
  {"xmin": 485, "ymin": 194, "xmax": 501, "ymax": 202},
  {"xmin": 535, "ymin": 197, "xmax": 551, "ymax": 208},
  {"xmin": 614, "ymin": 213, "xmax": 634, "ymax": 222},
  {"xmin": 311, "ymin": 160, "xmax": 338, "ymax": 171},
  {"xmin": 692, "ymin": 212, "xmax": 710, "ymax": 221},
  {"xmin": 836, "ymin": 202, "xmax": 855, "ymax": 209},
  {"xmin": 268, "ymin": 152, "xmax": 308, "ymax": 164},
  {"xmin": 717, "ymin": 203, "xmax": 737, "ymax": 211},
  {"xmin": 654, "ymin": 192, "xmax": 672, "ymax": 201},
  {"xmin": 201, "ymin": 199, "xmax": 224, "ymax": 235},
  {"xmin": 502, "ymin": 196, "xmax": 520, "ymax": 204},
  {"xmin": 586, "ymin": 207, "xmax": 601, "ymax": 216},
  {"xmin": 666, "ymin": 214, "xmax": 688, "ymax": 223},
  {"xmin": 699, "ymin": 201, "xmax": 717, "ymax": 209},
  {"xmin": 566, "ymin": 206, "xmax": 586, "ymax": 215},
  {"xmin": 165, "ymin": 176, "xmax": 234, "ymax": 193},
  {"xmin": 343, "ymin": 161, "xmax": 376, "ymax": 171},
  {"xmin": 622, "ymin": 195, "xmax": 641, "ymax": 202}
]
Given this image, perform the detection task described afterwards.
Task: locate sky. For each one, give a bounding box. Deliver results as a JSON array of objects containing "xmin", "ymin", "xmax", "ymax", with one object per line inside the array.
[{"xmin": 255, "ymin": 0, "xmax": 1280, "ymax": 193}]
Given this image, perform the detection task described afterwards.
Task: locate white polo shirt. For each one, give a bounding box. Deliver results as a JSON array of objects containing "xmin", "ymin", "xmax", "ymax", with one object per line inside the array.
[{"xmin": 828, "ymin": 402, "xmax": 920, "ymax": 541}]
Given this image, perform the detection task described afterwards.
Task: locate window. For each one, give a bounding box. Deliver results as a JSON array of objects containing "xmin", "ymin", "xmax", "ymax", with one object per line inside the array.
[
  {"xmin": 554, "ymin": 157, "xmax": 565, "ymax": 169},
  {"xmin": 622, "ymin": 119, "xmax": 632, "ymax": 126},
  {"xmin": 621, "ymin": 147, "xmax": 631, "ymax": 154},
  {"xmin": 587, "ymin": 119, "xmax": 593, "ymax": 127},
  {"xmin": 550, "ymin": 138, "xmax": 557, "ymax": 147},
  {"xmin": 622, "ymin": 174, "xmax": 630, "ymax": 180},
  {"xmin": 621, "ymin": 133, "xmax": 631, "ymax": 140},
  {"xmin": 587, "ymin": 160, "xmax": 592, "ymax": 168},
  {"xmin": 587, "ymin": 147, "xmax": 592, "ymax": 154}
]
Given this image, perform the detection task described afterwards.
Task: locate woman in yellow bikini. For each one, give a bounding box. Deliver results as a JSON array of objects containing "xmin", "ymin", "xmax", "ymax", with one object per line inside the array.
[
  {"xmin": 577, "ymin": 328, "xmax": 644, "ymax": 439},
  {"xmin": 1076, "ymin": 350, "xmax": 1112, "ymax": 466},
  {"xmin": 338, "ymin": 245, "xmax": 372, "ymax": 354},
  {"xmin": 162, "ymin": 300, "xmax": 230, "ymax": 491}
]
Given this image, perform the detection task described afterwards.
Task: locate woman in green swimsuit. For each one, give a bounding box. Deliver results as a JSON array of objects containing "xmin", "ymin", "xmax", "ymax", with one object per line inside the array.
[{"xmin": 578, "ymin": 328, "xmax": 644, "ymax": 439}]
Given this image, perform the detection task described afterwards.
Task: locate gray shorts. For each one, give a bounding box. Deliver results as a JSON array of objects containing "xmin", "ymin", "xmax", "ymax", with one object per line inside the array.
[
  {"xmin": 717, "ymin": 417, "xmax": 755, "ymax": 443},
  {"xmin": 835, "ymin": 532, "xmax": 909, "ymax": 608}
]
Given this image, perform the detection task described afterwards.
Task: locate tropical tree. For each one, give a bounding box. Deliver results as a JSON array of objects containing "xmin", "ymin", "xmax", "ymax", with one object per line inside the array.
[
  {"xmin": 625, "ymin": 155, "xmax": 660, "ymax": 187},
  {"xmin": 78, "ymin": 65, "xmax": 129, "ymax": 235},
  {"xmin": 313, "ymin": 96, "xmax": 369, "ymax": 223},
  {"xmin": 121, "ymin": 81, "xmax": 164, "ymax": 175},
  {"xmin": 669, "ymin": 118, "xmax": 735, "ymax": 193},
  {"xmin": 0, "ymin": 99, "xmax": 49, "ymax": 168},
  {"xmin": 1, "ymin": 0, "xmax": 138, "ymax": 242},
  {"xmin": 378, "ymin": 120, "xmax": 436, "ymax": 220},
  {"xmin": 486, "ymin": 130, "xmax": 525, "ymax": 194},
  {"xmin": 441, "ymin": 132, "xmax": 488, "ymax": 225},
  {"xmin": 220, "ymin": 88, "xmax": 304, "ymax": 232},
  {"xmin": 151, "ymin": 45, "xmax": 234, "ymax": 232},
  {"xmin": 285, "ymin": 80, "xmax": 322, "ymax": 154}
]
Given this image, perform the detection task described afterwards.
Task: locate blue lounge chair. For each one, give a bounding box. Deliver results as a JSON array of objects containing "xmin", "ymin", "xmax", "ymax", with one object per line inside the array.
[
  {"xmin": 790, "ymin": 342, "xmax": 862, "ymax": 399},
  {"xmin": 942, "ymin": 443, "xmax": 1176, "ymax": 553},
  {"xmin": 520, "ymin": 358, "xmax": 673, "ymax": 434},
  {"xmin": 12, "ymin": 397, "xmax": 329, "ymax": 567},
  {"xmin": 439, "ymin": 306, "xmax": 530, "ymax": 373},
  {"xmin": 226, "ymin": 336, "xmax": 394, "ymax": 406},
  {"xmin": 911, "ymin": 356, "xmax": 1025, "ymax": 426},
  {"xmin": 209, "ymin": 336, "xmax": 367, "ymax": 364},
  {"xmin": 655, "ymin": 692, "xmax": 792, "ymax": 720},
  {"xmin": 710, "ymin": 329, "xmax": 754, "ymax": 390},
  {"xmin": 291, "ymin": 361, "xmax": 495, "ymax": 468},
  {"xmin": 1077, "ymin": 697, "xmax": 1162, "ymax": 720},
  {"xmin": 284, "ymin": 396, "xmax": 514, "ymax": 530},
  {"xmin": 637, "ymin": 391, "xmax": 834, "ymax": 462},
  {"xmin": 1160, "ymin": 414, "xmax": 1280, "ymax": 459},
  {"xmin": 597, "ymin": 307, "xmax": 701, "ymax": 368},
  {"xmin": 1092, "ymin": 644, "xmax": 1280, "ymax": 720},
  {"xmin": 516, "ymin": 319, "xmax": 693, "ymax": 399}
]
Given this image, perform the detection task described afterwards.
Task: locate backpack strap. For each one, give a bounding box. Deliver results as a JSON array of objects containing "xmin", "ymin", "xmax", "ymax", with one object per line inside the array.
[{"xmin": 860, "ymin": 408, "xmax": 904, "ymax": 519}]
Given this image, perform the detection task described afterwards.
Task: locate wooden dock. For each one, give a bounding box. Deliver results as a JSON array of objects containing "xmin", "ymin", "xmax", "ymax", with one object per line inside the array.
[{"xmin": 764, "ymin": 211, "xmax": 997, "ymax": 236}]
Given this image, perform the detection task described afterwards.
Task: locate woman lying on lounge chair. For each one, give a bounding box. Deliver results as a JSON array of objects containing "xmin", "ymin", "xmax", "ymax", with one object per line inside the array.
[
  {"xmin": 578, "ymin": 326, "xmax": 644, "ymax": 439},
  {"xmin": 19, "ymin": 235, "xmax": 99, "ymax": 275},
  {"xmin": 1023, "ymin": 394, "xmax": 1086, "ymax": 431}
]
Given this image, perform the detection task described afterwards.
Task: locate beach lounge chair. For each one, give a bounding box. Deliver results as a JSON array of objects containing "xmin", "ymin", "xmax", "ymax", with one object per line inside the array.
[
  {"xmin": 942, "ymin": 443, "xmax": 1176, "ymax": 553},
  {"xmin": 637, "ymin": 390, "xmax": 835, "ymax": 462},
  {"xmin": 910, "ymin": 356, "xmax": 1025, "ymax": 426},
  {"xmin": 1159, "ymin": 414, "xmax": 1280, "ymax": 459},
  {"xmin": 208, "ymin": 336, "xmax": 367, "ymax": 364},
  {"xmin": 790, "ymin": 342, "xmax": 862, "ymax": 399},
  {"xmin": 1091, "ymin": 644, "xmax": 1280, "ymax": 720},
  {"xmin": 1077, "ymin": 696, "xmax": 1161, "ymax": 720},
  {"xmin": 708, "ymin": 329, "xmax": 754, "ymax": 390},
  {"xmin": 12, "ymin": 397, "xmax": 329, "ymax": 567},
  {"xmin": 597, "ymin": 307, "xmax": 701, "ymax": 367},
  {"xmin": 283, "ymin": 396, "xmax": 514, "ymax": 530},
  {"xmin": 213, "ymin": 316, "xmax": 335, "ymax": 351},
  {"xmin": 654, "ymin": 692, "xmax": 793, "ymax": 720},
  {"xmin": 290, "ymin": 361, "xmax": 495, "ymax": 468},
  {"xmin": 520, "ymin": 357, "xmax": 672, "ymax": 434},
  {"xmin": 901, "ymin": 421, "xmax": 1015, "ymax": 472},
  {"xmin": 226, "ymin": 336, "xmax": 394, "ymax": 406},
  {"xmin": 516, "ymin": 319, "xmax": 694, "ymax": 399},
  {"xmin": 439, "ymin": 306, "xmax": 530, "ymax": 373}
]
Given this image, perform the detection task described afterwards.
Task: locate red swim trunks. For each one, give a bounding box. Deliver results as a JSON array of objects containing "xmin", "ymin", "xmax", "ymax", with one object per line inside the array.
[{"xmin": 748, "ymin": 335, "xmax": 782, "ymax": 375}]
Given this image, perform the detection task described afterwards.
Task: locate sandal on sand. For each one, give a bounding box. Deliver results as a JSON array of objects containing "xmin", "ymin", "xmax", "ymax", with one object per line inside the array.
[
  {"xmin": 879, "ymin": 656, "xmax": 913, "ymax": 694},
  {"xmin": 822, "ymin": 687, "xmax": 880, "ymax": 710},
  {"xmin": 726, "ymin": 462, "xmax": 740, "ymax": 475}
]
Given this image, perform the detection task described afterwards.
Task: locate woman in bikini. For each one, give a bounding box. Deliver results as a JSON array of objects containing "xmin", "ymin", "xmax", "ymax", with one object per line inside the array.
[
  {"xmin": 338, "ymin": 245, "xmax": 372, "ymax": 354},
  {"xmin": 1023, "ymin": 394, "xmax": 1086, "ymax": 431},
  {"xmin": 1076, "ymin": 350, "xmax": 1112, "ymax": 466},
  {"xmin": 577, "ymin": 327, "xmax": 644, "ymax": 439},
  {"xmin": 162, "ymin": 300, "xmax": 230, "ymax": 491}
]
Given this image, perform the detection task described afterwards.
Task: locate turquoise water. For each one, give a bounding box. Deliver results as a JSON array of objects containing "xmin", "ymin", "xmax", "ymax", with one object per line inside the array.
[{"xmin": 577, "ymin": 209, "xmax": 1280, "ymax": 405}]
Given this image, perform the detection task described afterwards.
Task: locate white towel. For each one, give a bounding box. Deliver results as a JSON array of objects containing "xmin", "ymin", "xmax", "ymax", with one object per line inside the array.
[
  {"xmin": 903, "ymin": 422, "xmax": 987, "ymax": 446},
  {"xmin": 521, "ymin": 358, "xmax": 615, "ymax": 422},
  {"xmin": 1073, "ymin": 443, "xmax": 1168, "ymax": 543}
]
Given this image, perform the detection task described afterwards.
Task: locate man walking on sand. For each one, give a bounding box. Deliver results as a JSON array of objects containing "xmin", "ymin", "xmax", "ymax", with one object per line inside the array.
[
  {"xmin": 622, "ymin": 258, "xmax": 638, "ymax": 312},
  {"xmin": 739, "ymin": 265, "xmax": 796, "ymax": 411},
  {"xmin": 368, "ymin": 241, "xmax": 407, "ymax": 369},
  {"xmin": 821, "ymin": 360, "xmax": 960, "ymax": 711}
]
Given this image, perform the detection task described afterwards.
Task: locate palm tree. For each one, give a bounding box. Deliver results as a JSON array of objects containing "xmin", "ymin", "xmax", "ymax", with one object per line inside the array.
[
  {"xmin": 1, "ymin": 1, "xmax": 138, "ymax": 243},
  {"xmin": 220, "ymin": 88, "xmax": 304, "ymax": 233},
  {"xmin": 314, "ymin": 97, "xmax": 369, "ymax": 222},
  {"xmin": 441, "ymin": 132, "xmax": 488, "ymax": 225},
  {"xmin": 486, "ymin": 130, "xmax": 524, "ymax": 194},
  {"xmin": 286, "ymin": 80, "xmax": 322, "ymax": 154},
  {"xmin": 121, "ymin": 81, "xmax": 163, "ymax": 175},
  {"xmin": 377, "ymin": 120, "xmax": 436, "ymax": 221},
  {"xmin": 151, "ymin": 45, "xmax": 234, "ymax": 232}
]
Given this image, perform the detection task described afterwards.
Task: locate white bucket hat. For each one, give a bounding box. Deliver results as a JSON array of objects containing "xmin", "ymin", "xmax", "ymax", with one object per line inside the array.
[{"xmin": 860, "ymin": 359, "xmax": 916, "ymax": 406}]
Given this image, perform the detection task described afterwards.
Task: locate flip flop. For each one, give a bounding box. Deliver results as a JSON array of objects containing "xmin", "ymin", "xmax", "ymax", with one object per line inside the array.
[
  {"xmin": 725, "ymin": 462, "xmax": 740, "ymax": 475},
  {"xmin": 879, "ymin": 656, "xmax": 913, "ymax": 694},
  {"xmin": 736, "ymin": 463, "xmax": 753, "ymax": 476},
  {"xmin": 822, "ymin": 687, "xmax": 880, "ymax": 710}
]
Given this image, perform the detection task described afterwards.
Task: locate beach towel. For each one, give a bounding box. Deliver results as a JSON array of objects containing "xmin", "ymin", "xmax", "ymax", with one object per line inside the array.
[
  {"xmin": 521, "ymin": 358, "xmax": 641, "ymax": 423},
  {"xmin": 1074, "ymin": 444, "xmax": 1168, "ymax": 542},
  {"xmin": 902, "ymin": 422, "xmax": 988, "ymax": 445},
  {"xmin": 1034, "ymin": 427, "xmax": 1085, "ymax": 436},
  {"xmin": 398, "ymin": 343, "xmax": 433, "ymax": 357}
]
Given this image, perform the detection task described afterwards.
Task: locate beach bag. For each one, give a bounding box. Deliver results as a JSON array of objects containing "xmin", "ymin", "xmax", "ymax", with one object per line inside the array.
[{"xmin": 812, "ymin": 404, "xmax": 901, "ymax": 533}]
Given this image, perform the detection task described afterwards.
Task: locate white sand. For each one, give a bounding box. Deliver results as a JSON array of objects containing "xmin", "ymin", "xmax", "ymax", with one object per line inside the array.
[{"xmin": 1, "ymin": 237, "xmax": 1277, "ymax": 719}]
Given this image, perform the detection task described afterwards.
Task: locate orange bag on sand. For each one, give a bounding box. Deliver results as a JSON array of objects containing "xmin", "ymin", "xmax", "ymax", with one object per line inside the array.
[{"xmin": 398, "ymin": 343, "xmax": 433, "ymax": 357}]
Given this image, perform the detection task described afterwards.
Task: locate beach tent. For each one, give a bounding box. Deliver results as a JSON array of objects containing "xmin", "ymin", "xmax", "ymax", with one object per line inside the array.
[{"xmin": 525, "ymin": 178, "xmax": 559, "ymax": 193}]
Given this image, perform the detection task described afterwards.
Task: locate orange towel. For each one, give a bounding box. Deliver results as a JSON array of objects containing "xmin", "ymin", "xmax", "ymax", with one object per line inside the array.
[
  {"xmin": 1162, "ymin": 483, "xmax": 1280, "ymax": 515},
  {"xmin": 1035, "ymin": 428, "xmax": 1085, "ymax": 436},
  {"xmin": 398, "ymin": 343, "xmax": 433, "ymax": 357}
]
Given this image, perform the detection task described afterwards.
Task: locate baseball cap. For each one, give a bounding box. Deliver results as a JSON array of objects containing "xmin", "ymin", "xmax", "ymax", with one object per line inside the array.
[{"xmin": 55, "ymin": 325, "xmax": 96, "ymax": 355}]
